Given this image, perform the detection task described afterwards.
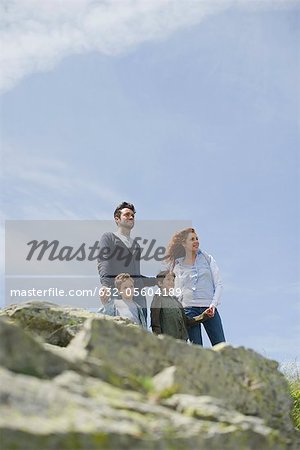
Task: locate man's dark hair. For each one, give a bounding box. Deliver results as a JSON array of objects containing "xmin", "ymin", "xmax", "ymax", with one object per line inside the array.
[{"xmin": 114, "ymin": 202, "xmax": 136, "ymax": 220}]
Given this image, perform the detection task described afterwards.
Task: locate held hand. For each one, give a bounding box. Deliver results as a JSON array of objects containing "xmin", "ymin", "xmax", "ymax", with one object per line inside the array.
[
  {"xmin": 194, "ymin": 313, "xmax": 208, "ymax": 323},
  {"xmin": 206, "ymin": 305, "xmax": 215, "ymax": 317},
  {"xmin": 99, "ymin": 286, "xmax": 111, "ymax": 304},
  {"xmin": 193, "ymin": 314, "xmax": 202, "ymax": 322}
]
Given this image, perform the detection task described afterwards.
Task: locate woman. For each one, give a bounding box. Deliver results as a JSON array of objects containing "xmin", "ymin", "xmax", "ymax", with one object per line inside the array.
[{"xmin": 165, "ymin": 227, "xmax": 225, "ymax": 346}]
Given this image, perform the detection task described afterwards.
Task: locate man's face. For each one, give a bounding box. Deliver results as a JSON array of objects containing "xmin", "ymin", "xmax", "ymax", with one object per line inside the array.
[{"xmin": 115, "ymin": 208, "xmax": 135, "ymax": 230}]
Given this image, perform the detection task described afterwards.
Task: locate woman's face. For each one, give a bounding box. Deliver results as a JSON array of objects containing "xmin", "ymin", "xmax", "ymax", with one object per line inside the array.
[{"xmin": 183, "ymin": 232, "xmax": 199, "ymax": 253}]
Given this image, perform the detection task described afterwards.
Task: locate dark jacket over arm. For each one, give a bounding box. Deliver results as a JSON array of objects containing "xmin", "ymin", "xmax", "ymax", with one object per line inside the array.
[{"xmin": 150, "ymin": 295, "xmax": 163, "ymax": 334}]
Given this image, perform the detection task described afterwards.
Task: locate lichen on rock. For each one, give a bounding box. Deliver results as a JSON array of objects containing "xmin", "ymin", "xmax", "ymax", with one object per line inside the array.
[{"xmin": 0, "ymin": 300, "xmax": 298, "ymax": 450}]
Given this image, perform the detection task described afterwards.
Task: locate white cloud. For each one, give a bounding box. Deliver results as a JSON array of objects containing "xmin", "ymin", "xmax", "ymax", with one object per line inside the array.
[
  {"xmin": 1, "ymin": 144, "xmax": 124, "ymax": 219},
  {"xmin": 1, "ymin": 0, "xmax": 297, "ymax": 93}
]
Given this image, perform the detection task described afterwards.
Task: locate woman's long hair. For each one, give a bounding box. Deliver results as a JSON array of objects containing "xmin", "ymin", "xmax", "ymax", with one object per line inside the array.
[{"xmin": 165, "ymin": 227, "xmax": 196, "ymax": 269}]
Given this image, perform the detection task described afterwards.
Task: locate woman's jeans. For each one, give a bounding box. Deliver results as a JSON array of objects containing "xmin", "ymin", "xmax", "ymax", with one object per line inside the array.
[{"xmin": 184, "ymin": 306, "xmax": 225, "ymax": 346}]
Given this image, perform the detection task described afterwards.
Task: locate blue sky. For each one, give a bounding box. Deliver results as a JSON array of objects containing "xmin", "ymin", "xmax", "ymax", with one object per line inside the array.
[{"xmin": 1, "ymin": 1, "xmax": 299, "ymax": 364}]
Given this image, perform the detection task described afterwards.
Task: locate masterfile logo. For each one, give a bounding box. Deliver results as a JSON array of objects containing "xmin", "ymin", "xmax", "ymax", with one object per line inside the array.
[
  {"xmin": 5, "ymin": 219, "xmax": 191, "ymax": 276},
  {"xmin": 25, "ymin": 237, "xmax": 166, "ymax": 263}
]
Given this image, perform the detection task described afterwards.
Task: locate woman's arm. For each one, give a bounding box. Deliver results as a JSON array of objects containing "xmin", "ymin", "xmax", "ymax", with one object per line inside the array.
[{"xmin": 207, "ymin": 253, "xmax": 223, "ymax": 308}]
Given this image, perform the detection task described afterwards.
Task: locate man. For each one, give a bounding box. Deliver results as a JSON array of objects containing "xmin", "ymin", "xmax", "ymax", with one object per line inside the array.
[{"xmin": 97, "ymin": 201, "xmax": 156, "ymax": 320}]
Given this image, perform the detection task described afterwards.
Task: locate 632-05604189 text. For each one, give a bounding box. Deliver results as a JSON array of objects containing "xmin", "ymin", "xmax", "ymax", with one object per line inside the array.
[{"xmin": 99, "ymin": 287, "xmax": 182, "ymax": 297}]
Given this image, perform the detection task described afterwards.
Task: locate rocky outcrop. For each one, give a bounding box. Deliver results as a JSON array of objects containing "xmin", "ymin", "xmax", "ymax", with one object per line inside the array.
[
  {"xmin": 0, "ymin": 318, "xmax": 71, "ymax": 378},
  {"xmin": 0, "ymin": 366, "xmax": 290, "ymax": 450},
  {"xmin": 68, "ymin": 316, "xmax": 293, "ymax": 433},
  {"xmin": 0, "ymin": 301, "xmax": 98, "ymax": 346},
  {"xmin": 0, "ymin": 301, "xmax": 133, "ymax": 346},
  {"xmin": 0, "ymin": 301, "xmax": 298, "ymax": 450}
]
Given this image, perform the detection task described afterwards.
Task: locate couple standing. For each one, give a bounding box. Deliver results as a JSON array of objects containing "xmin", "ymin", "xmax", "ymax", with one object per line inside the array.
[{"xmin": 97, "ymin": 201, "xmax": 225, "ymax": 346}]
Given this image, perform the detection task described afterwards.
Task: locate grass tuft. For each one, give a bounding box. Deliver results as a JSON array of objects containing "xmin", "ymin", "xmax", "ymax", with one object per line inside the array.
[{"xmin": 280, "ymin": 360, "xmax": 300, "ymax": 430}]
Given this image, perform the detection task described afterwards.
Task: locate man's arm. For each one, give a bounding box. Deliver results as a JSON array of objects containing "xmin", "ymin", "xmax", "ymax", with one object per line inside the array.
[
  {"xmin": 97, "ymin": 232, "xmax": 115, "ymax": 287},
  {"xmin": 140, "ymin": 275, "xmax": 157, "ymax": 287}
]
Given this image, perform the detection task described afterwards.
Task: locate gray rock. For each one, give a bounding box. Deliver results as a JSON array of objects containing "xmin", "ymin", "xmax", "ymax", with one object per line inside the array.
[
  {"xmin": 0, "ymin": 300, "xmax": 137, "ymax": 347},
  {"xmin": 69, "ymin": 317, "xmax": 294, "ymax": 433},
  {"xmin": 0, "ymin": 318, "xmax": 71, "ymax": 378},
  {"xmin": 0, "ymin": 317, "xmax": 115, "ymax": 382},
  {"xmin": 0, "ymin": 301, "xmax": 98, "ymax": 346},
  {"xmin": 0, "ymin": 367, "xmax": 291, "ymax": 450}
]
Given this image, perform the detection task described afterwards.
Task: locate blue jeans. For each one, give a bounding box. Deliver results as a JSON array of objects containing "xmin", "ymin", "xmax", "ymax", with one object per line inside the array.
[{"xmin": 184, "ymin": 306, "xmax": 225, "ymax": 346}]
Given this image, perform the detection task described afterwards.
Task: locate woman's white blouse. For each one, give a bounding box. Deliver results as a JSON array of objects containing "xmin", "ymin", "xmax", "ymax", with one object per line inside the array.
[{"xmin": 174, "ymin": 250, "xmax": 223, "ymax": 308}]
